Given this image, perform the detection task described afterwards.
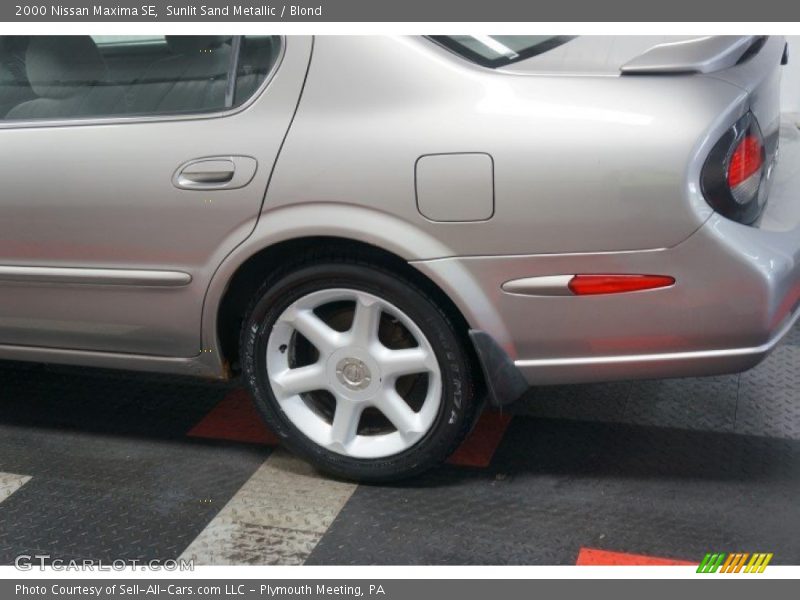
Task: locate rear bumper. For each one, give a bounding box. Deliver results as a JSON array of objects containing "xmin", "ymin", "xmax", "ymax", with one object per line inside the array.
[
  {"xmin": 513, "ymin": 302, "xmax": 800, "ymax": 385},
  {"xmin": 416, "ymin": 116, "xmax": 800, "ymax": 388}
]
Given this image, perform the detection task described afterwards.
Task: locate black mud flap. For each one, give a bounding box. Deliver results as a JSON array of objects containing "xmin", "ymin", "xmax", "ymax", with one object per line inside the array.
[{"xmin": 468, "ymin": 330, "xmax": 529, "ymax": 407}]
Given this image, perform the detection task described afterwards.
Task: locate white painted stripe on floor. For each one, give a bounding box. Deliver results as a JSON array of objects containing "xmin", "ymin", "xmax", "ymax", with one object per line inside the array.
[
  {"xmin": 0, "ymin": 472, "xmax": 31, "ymax": 504},
  {"xmin": 180, "ymin": 449, "xmax": 357, "ymax": 565}
]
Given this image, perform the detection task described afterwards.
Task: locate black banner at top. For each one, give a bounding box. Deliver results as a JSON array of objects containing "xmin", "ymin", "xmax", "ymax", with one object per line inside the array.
[{"xmin": 1, "ymin": 0, "xmax": 799, "ymax": 22}]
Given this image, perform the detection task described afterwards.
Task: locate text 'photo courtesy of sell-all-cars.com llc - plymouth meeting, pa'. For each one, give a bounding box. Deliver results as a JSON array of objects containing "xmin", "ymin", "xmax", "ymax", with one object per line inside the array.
[{"xmin": 0, "ymin": 34, "xmax": 796, "ymax": 481}]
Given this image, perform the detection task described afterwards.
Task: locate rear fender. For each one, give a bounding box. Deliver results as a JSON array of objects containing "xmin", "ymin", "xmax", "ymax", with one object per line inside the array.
[{"xmin": 198, "ymin": 202, "xmax": 514, "ymax": 374}]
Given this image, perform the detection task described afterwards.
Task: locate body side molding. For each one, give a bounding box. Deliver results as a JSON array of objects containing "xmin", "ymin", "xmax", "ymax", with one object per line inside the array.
[{"xmin": 0, "ymin": 266, "xmax": 192, "ymax": 287}]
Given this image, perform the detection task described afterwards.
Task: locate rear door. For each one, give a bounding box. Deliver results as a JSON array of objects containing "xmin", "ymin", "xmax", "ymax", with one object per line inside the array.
[{"xmin": 0, "ymin": 35, "xmax": 311, "ymax": 356}]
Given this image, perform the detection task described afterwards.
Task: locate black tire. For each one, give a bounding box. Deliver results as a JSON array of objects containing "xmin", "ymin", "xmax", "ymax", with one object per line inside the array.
[{"xmin": 239, "ymin": 256, "xmax": 478, "ymax": 482}]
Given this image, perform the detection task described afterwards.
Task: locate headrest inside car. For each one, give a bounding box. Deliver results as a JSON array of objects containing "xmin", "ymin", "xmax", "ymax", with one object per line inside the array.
[{"xmin": 25, "ymin": 36, "xmax": 106, "ymax": 99}]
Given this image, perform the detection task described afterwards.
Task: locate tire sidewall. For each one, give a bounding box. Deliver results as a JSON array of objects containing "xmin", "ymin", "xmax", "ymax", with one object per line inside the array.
[{"xmin": 240, "ymin": 262, "xmax": 474, "ymax": 481}]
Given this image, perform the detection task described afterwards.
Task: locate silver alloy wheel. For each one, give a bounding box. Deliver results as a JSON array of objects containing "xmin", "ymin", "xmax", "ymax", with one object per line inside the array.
[{"xmin": 266, "ymin": 288, "xmax": 443, "ymax": 459}]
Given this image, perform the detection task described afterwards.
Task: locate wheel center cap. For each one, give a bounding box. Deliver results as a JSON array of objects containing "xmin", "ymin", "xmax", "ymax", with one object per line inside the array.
[{"xmin": 336, "ymin": 357, "xmax": 371, "ymax": 390}]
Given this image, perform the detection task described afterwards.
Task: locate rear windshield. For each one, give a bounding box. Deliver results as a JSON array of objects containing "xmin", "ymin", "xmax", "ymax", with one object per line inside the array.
[{"xmin": 428, "ymin": 35, "xmax": 575, "ymax": 68}]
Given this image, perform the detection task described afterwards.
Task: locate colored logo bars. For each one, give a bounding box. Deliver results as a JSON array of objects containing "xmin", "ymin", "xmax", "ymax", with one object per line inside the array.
[{"xmin": 697, "ymin": 552, "xmax": 773, "ymax": 573}]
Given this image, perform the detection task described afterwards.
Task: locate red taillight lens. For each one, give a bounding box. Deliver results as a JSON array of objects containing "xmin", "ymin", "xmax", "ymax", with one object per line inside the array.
[
  {"xmin": 701, "ymin": 112, "xmax": 768, "ymax": 224},
  {"xmin": 727, "ymin": 134, "xmax": 764, "ymax": 191},
  {"xmin": 567, "ymin": 274, "xmax": 675, "ymax": 296}
]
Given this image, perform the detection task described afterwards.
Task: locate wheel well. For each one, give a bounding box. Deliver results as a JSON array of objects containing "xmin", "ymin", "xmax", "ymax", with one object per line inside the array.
[{"xmin": 216, "ymin": 236, "xmax": 478, "ymax": 377}]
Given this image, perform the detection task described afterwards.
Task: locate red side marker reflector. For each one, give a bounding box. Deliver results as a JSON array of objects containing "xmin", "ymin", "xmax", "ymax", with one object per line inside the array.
[
  {"xmin": 576, "ymin": 547, "xmax": 697, "ymax": 566},
  {"xmin": 188, "ymin": 388, "xmax": 280, "ymax": 446},
  {"xmin": 447, "ymin": 410, "xmax": 512, "ymax": 468},
  {"xmin": 568, "ymin": 274, "xmax": 675, "ymax": 296}
]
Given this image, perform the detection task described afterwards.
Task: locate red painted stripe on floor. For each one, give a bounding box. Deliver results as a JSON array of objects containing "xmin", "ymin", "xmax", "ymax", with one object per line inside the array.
[
  {"xmin": 188, "ymin": 389, "xmax": 279, "ymax": 446},
  {"xmin": 447, "ymin": 410, "xmax": 513, "ymax": 468},
  {"xmin": 576, "ymin": 547, "xmax": 697, "ymax": 566},
  {"xmin": 191, "ymin": 391, "xmax": 512, "ymax": 467}
]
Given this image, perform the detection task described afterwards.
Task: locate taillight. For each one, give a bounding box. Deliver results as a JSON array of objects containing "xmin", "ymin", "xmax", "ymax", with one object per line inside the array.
[
  {"xmin": 701, "ymin": 112, "xmax": 767, "ymax": 224},
  {"xmin": 728, "ymin": 135, "xmax": 764, "ymax": 192}
]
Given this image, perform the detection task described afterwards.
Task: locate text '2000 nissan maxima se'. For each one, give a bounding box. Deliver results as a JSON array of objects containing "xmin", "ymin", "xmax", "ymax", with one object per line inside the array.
[{"xmin": 0, "ymin": 35, "xmax": 797, "ymax": 480}]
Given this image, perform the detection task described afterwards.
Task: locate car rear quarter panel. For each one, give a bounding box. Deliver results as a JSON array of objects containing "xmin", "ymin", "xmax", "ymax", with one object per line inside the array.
[
  {"xmin": 204, "ymin": 36, "xmax": 756, "ymax": 378},
  {"xmin": 262, "ymin": 35, "xmax": 749, "ymax": 257}
]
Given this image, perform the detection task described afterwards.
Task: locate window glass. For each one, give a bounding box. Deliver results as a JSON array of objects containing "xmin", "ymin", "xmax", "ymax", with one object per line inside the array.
[
  {"xmin": 429, "ymin": 35, "xmax": 575, "ymax": 68},
  {"xmin": 0, "ymin": 35, "xmax": 280, "ymax": 121},
  {"xmin": 91, "ymin": 35, "xmax": 167, "ymax": 47}
]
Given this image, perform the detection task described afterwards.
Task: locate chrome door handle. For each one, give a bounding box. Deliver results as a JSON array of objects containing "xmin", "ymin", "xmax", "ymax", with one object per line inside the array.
[{"xmin": 172, "ymin": 156, "xmax": 257, "ymax": 190}]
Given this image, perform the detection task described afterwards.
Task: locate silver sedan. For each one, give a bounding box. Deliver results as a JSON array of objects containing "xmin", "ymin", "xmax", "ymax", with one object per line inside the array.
[{"xmin": 0, "ymin": 35, "xmax": 796, "ymax": 480}]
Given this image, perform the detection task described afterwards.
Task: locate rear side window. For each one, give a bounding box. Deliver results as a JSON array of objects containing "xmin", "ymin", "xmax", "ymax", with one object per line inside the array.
[
  {"xmin": 0, "ymin": 35, "xmax": 281, "ymax": 121},
  {"xmin": 429, "ymin": 35, "xmax": 575, "ymax": 68}
]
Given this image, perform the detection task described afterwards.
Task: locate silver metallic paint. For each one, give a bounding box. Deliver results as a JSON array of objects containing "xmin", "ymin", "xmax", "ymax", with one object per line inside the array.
[
  {"xmin": 0, "ymin": 35, "xmax": 796, "ymax": 389},
  {"xmin": 621, "ymin": 36, "xmax": 758, "ymax": 74},
  {"xmin": 414, "ymin": 152, "xmax": 495, "ymax": 222},
  {"xmin": 513, "ymin": 304, "xmax": 800, "ymax": 385},
  {"xmin": 0, "ymin": 36, "xmax": 310, "ymax": 356},
  {"xmin": 172, "ymin": 156, "xmax": 258, "ymax": 191},
  {"xmin": 0, "ymin": 265, "xmax": 191, "ymax": 286},
  {"xmin": 265, "ymin": 36, "xmax": 743, "ymax": 255}
]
